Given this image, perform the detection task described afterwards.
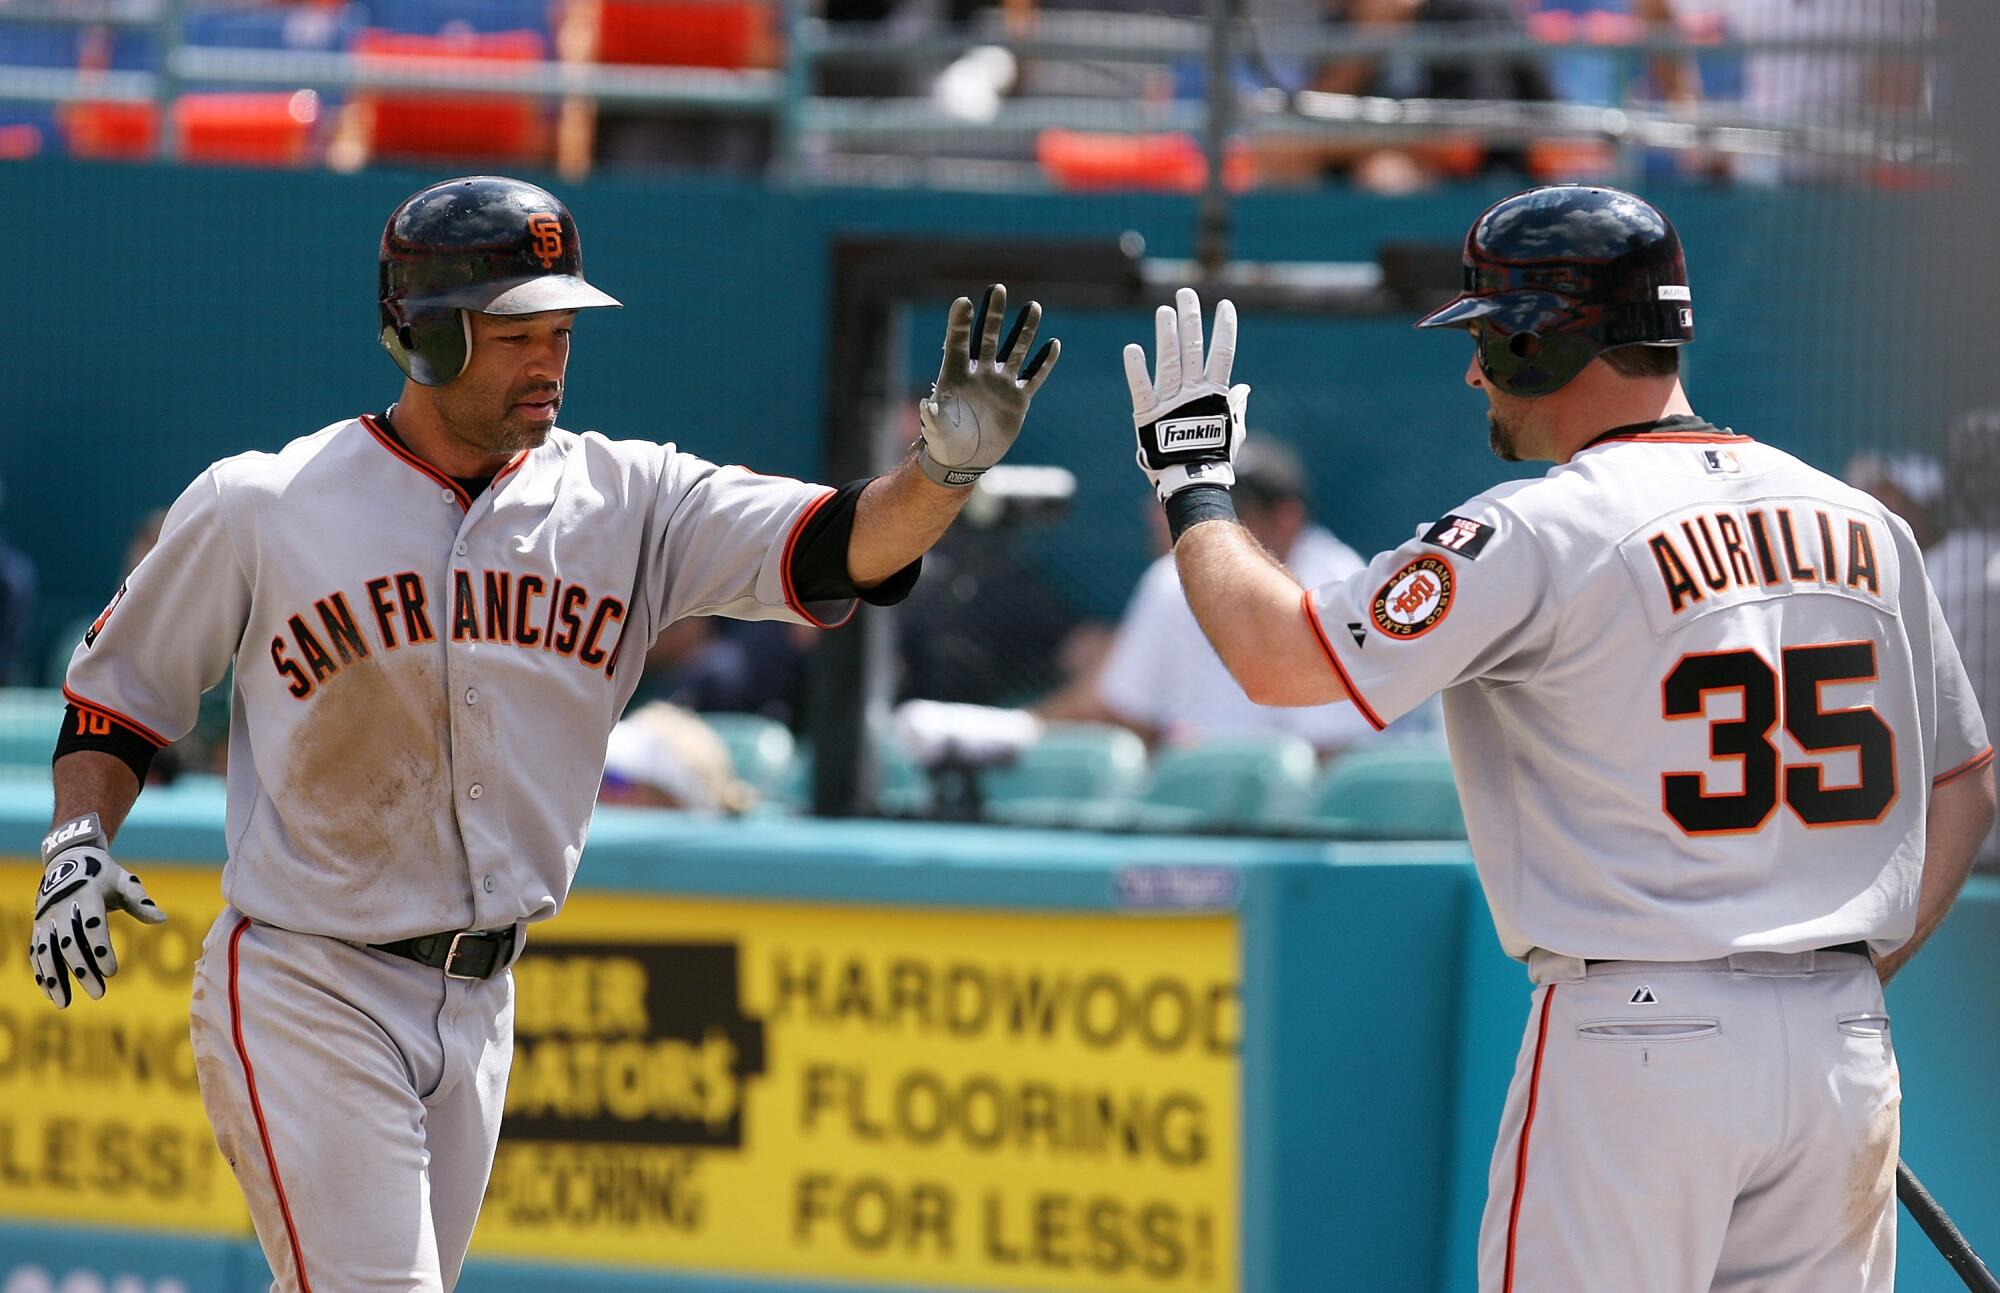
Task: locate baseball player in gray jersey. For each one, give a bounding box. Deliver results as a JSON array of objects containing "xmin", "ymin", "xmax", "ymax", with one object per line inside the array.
[
  {"xmin": 26, "ymin": 174, "xmax": 1059, "ymax": 1291},
  {"xmin": 1125, "ymin": 185, "xmax": 1995, "ymax": 1292}
]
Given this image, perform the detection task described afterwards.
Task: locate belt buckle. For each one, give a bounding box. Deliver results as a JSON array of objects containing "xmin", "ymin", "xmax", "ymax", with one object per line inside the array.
[{"xmin": 443, "ymin": 931, "xmax": 481, "ymax": 981}]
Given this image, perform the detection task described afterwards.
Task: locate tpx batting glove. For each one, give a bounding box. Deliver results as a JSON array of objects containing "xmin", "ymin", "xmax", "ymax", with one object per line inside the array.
[
  {"xmin": 1124, "ymin": 287, "xmax": 1252, "ymax": 502},
  {"xmin": 29, "ymin": 813, "xmax": 166, "ymax": 1008},
  {"xmin": 918, "ymin": 283, "xmax": 1062, "ymax": 488}
]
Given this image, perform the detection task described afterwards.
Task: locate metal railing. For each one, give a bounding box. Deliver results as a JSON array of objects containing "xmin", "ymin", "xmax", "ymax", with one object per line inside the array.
[{"xmin": 0, "ymin": 0, "xmax": 1943, "ymax": 182}]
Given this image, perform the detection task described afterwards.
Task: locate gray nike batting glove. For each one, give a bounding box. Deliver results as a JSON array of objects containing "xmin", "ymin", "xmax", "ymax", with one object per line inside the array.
[
  {"xmin": 918, "ymin": 283, "xmax": 1062, "ymax": 488},
  {"xmin": 1124, "ymin": 287, "xmax": 1252, "ymax": 502},
  {"xmin": 29, "ymin": 813, "xmax": 166, "ymax": 1008}
]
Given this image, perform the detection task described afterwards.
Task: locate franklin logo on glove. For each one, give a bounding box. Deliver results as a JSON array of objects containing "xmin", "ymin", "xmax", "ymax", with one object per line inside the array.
[{"xmin": 1159, "ymin": 416, "xmax": 1229, "ymax": 451}]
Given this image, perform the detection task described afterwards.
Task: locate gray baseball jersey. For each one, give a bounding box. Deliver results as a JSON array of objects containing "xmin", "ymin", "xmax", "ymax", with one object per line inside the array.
[
  {"xmin": 66, "ymin": 414, "xmax": 847, "ymax": 943},
  {"xmin": 65, "ymin": 413, "xmax": 858, "ymax": 1291},
  {"xmin": 1303, "ymin": 425, "xmax": 1992, "ymax": 962}
]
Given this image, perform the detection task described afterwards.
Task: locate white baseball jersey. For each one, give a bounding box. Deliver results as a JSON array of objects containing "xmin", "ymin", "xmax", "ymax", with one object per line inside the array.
[
  {"xmin": 65, "ymin": 415, "xmax": 850, "ymax": 943},
  {"xmin": 1100, "ymin": 524, "xmax": 1376, "ymax": 749},
  {"xmin": 1303, "ymin": 422, "xmax": 1992, "ymax": 962}
]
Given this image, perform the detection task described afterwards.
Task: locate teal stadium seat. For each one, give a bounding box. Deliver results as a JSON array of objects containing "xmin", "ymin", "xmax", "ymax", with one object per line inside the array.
[
  {"xmin": 0, "ymin": 689, "xmax": 70, "ymax": 781},
  {"xmin": 980, "ymin": 722, "xmax": 1149, "ymax": 827},
  {"xmin": 1289, "ymin": 741, "xmax": 1467, "ymax": 840},
  {"xmin": 1103, "ymin": 733, "xmax": 1319, "ymax": 834},
  {"xmin": 699, "ymin": 712, "xmax": 797, "ymax": 799},
  {"xmin": 776, "ymin": 733, "xmax": 930, "ymax": 817}
]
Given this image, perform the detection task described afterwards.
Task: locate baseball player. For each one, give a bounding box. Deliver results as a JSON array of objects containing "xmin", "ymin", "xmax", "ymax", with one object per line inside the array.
[
  {"xmin": 1124, "ymin": 185, "xmax": 1994, "ymax": 1292},
  {"xmin": 26, "ymin": 174, "xmax": 1059, "ymax": 1291}
]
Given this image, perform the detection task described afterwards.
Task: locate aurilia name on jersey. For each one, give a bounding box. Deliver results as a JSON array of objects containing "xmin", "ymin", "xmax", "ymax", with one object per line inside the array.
[
  {"xmin": 269, "ymin": 570, "xmax": 628, "ymax": 699},
  {"xmin": 1639, "ymin": 501, "xmax": 1886, "ymax": 618}
]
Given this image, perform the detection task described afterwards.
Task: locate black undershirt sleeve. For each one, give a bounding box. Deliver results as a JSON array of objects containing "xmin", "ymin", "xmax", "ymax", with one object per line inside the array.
[
  {"xmin": 53, "ymin": 704, "xmax": 158, "ymax": 785},
  {"xmin": 788, "ymin": 480, "xmax": 922, "ymax": 607}
]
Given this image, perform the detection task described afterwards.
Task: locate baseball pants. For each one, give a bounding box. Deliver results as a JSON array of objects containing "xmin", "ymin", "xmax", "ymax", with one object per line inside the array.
[
  {"xmin": 188, "ymin": 908, "xmax": 515, "ymax": 1292},
  {"xmin": 1480, "ymin": 947, "xmax": 1898, "ymax": 1293}
]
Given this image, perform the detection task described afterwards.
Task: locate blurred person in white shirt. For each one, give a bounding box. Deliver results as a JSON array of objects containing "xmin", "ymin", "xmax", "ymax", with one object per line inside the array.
[{"xmin": 1928, "ymin": 410, "xmax": 2000, "ymax": 867}]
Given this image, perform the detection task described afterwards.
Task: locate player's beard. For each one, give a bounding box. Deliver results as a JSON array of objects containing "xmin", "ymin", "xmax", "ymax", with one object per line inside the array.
[{"xmin": 1487, "ymin": 407, "xmax": 1522, "ymax": 463}]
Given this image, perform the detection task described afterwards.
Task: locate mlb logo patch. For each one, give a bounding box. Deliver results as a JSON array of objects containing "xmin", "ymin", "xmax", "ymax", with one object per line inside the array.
[{"xmin": 1700, "ymin": 448, "xmax": 1742, "ymax": 476}]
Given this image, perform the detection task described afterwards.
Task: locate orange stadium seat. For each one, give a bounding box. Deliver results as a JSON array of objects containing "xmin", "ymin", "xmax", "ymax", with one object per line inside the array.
[
  {"xmin": 1035, "ymin": 129, "xmax": 1253, "ymax": 193},
  {"xmin": 594, "ymin": 0, "xmax": 774, "ymax": 69},
  {"xmin": 341, "ymin": 28, "xmax": 549, "ymax": 166},
  {"xmin": 175, "ymin": 91, "xmax": 321, "ymax": 166},
  {"xmin": 60, "ymin": 100, "xmax": 157, "ymax": 160}
]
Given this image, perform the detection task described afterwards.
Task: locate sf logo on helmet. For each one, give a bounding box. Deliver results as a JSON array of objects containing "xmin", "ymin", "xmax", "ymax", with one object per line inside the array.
[{"xmin": 528, "ymin": 214, "xmax": 564, "ymax": 269}]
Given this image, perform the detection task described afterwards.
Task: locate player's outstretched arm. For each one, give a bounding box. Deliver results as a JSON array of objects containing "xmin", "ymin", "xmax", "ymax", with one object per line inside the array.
[
  {"xmin": 1875, "ymin": 760, "xmax": 1996, "ymax": 984},
  {"xmin": 846, "ymin": 284, "xmax": 1060, "ymax": 587},
  {"xmin": 1123, "ymin": 288, "xmax": 1347, "ymax": 708},
  {"xmin": 28, "ymin": 751, "xmax": 166, "ymax": 1008}
]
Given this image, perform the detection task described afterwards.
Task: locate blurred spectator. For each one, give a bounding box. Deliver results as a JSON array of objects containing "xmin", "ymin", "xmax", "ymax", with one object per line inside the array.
[
  {"xmin": 599, "ymin": 700, "xmax": 757, "ymax": 813},
  {"xmin": 637, "ymin": 616, "xmax": 817, "ymax": 726},
  {"xmin": 0, "ymin": 476, "xmax": 36, "ymax": 686},
  {"xmin": 1667, "ymin": 0, "xmax": 1933, "ymax": 184},
  {"xmin": 1844, "ymin": 449, "xmax": 1943, "ymax": 551},
  {"xmin": 1253, "ymin": 0, "xmax": 1555, "ymax": 192},
  {"xmin": 1040, "ymin": 437, "xmax": 1377, "ymax": 752},
  {"xmin": 1929, "ymin": 410, "xmax": 2000, "ymax": 868}
]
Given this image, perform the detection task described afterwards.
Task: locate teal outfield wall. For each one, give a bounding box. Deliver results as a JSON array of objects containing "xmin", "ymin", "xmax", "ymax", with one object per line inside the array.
[
  {"xmin": 0, "ymin": 784, "xmax": 1995, "ymax": 1292},
  {"xmin": 0, "ymin": 161, "xmax": 1955, "ymax": 669}
]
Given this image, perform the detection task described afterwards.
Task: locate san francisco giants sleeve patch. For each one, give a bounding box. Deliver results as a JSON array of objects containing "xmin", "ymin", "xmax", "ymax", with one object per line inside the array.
[
  {"xmin": 1371, "ymin": 555, "xmax": 1454, "ymax": 640},
  {"xmin": 83, "ymin": 581, "xmax": 127, "ymax": 648},
  {"xmin": 1421, "ymin": 514, "xmax": 1494, "ymax": 558}
]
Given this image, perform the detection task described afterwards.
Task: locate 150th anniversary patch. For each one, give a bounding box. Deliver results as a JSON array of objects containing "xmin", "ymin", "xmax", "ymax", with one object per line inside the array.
[{"xmin": 1371, "ymin": 555, "xmax": 1455, "ymax": 639}]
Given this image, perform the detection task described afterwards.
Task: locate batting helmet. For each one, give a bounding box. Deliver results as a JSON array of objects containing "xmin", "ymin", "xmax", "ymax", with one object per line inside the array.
[
  {"xmin": 1415, "ymin": 184, "xmax": 1693, "ymax": 398},
  {"xmin": 378, "ymin": 175, "xmax": 622, "ymax": 386}
]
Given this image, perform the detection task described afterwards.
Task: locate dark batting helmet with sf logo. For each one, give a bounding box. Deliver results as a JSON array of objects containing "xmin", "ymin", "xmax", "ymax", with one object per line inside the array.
[
  {"xmin": 378, "ymin": 175, "xmax": 622, "ymax": 386},
  {"xmin": 1415, "ymin": 184, "xmax": 1693, "ymax": 398}
]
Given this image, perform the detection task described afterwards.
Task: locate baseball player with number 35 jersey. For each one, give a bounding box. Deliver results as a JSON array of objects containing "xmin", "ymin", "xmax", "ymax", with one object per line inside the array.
[
  {"xmin": 27, "ymin": 175, "xmax": 1059, "ymax": 1292},
  {"xmin": 1125, "ymin": 185, "xmax": 1994, "ymax": 1292}
]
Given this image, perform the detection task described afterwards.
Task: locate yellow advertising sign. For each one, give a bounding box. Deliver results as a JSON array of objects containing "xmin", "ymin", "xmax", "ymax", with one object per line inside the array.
[
  {"xmin": 475, "ymin": 895, "xmax": 1241, "ymax": 1292},
  {"xmin": 0, "ymin": 857, "xmax": 246, "ymax": 1234},
  {"xmin": 0, "ymin": 856, "xmax": 1239, "ymax": 1292}
]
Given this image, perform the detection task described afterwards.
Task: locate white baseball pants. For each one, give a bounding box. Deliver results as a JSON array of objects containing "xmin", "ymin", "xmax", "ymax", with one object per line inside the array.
[
  {"xmin": 188, "ymin": 909, "xmax": 515, "ymax": 1292},
  {"xmin": 1480, "ymin": 948, "xmax": 1898, "ymax": 1293}
]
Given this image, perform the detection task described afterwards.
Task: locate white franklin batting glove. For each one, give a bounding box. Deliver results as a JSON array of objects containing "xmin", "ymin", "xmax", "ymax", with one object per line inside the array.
[
  {"xmin": 28, "ymin": 813, "xmax": 166, "ymax": 1008},
  {"xmin": 918, "ymin": 283, "xmax": 1062, "ymax": 488},
  {"xmin": 1124, "ymin": 287, "xmax": 1252, "ymax": 502}
]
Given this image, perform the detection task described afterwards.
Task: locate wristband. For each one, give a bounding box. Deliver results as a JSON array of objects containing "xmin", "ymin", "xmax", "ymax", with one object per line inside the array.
[{"xmin": 1165, "ymin": 484, "xmax": 1238, "ymax": 543}]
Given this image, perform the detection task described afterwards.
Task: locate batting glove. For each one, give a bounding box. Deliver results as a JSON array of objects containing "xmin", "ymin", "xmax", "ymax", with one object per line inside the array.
[
  {"xmin": 918, "ymin": 283, "xmax": 1062, "ymax": 488},
  {"xmin": 28, "ymin": 813, "xmax": 166, "ymax": 1008},
  {"xmin": 1124, "ymin": 288, "xmax": 1252, "ymax": 502}
]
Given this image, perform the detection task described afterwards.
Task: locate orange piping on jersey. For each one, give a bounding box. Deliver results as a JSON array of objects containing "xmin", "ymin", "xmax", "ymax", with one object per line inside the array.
[
  {"xmin": 1299, "ymin": 590, "xmax": 1386, "ymax": 732},
  {"xmin": 1934, "ymin": 746, "xmax": 1995, "ymax": 787},
  {"xmin": 491, "ymin": 448, "xmax": 531, "ymax": 489},
  {"xmin": 1785, "ymin": 641, "xmax": 1898, "ymax": 830},
  {"xmin": 60, "ymin": 687, "xmax": 169, "ymax": 748},
  {"xmin": 1503, "ymin": 984, "xmax": 1557, "ymax": 1293},
  {"xmin": 781, "ymin": 489, "xmax": 858, "ymax": 630},
  {"xmin": 228, "ymin": 918, "xmax": 316, "ymax": 1293},
  {"xmin": 360, "ymin": 414, "xmax": 471, "ymax": 511}
]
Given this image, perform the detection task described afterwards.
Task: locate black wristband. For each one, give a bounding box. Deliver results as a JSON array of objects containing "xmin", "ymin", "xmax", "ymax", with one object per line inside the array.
[{"xmin": 1164, "ymin": 484, "xmax": 1239, "ymax": 543}]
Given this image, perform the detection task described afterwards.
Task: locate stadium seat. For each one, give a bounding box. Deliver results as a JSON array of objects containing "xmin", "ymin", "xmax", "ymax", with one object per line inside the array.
[
  {"xmin": 1035, "ymin": 130, "xmax": 1252, "ymax": 194},
  {"xmin": 700, "ymin": 711, "xmax": 796, "ymax": 798},
  {"xmin": 980, "ymin": 723, "xmax": 1148, "ymax": 827},
  {"xmin": 776, "ymin": 736, "xmax": 929, "ymax": 817},
  {"xmin": 176, "ymin": 91, "xmax": 322, "ymax": 166},
  {"xmin": 590, "ymin": 0, "xmax": 775, "ymax": 69},
  {"xmin": 1281, "ymin": 741, "xmax": 1466, "ymax": 840},
  {"xmin": 60, "ymin": 101, "xmax": 158, "ymax": 161},
  {"xmin": 0, "ymin": 690, "xmax": 69, "ymax": 780},
  {"xmin": 363, "ymin": 0, "xmax": 556, "ymax": 38},
  {"xmin": 331, "ymin": 28, "xmax": 550, "ymax": 169},
  {"xmin": 1112, "ymin": 734, "xmax": 1319, "ymax": 834}
]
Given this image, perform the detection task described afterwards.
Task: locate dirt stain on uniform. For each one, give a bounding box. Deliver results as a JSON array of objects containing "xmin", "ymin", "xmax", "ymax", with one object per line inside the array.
[
  {"xmin": 1842, "ymin": 1089, "xmax": 1900, "ymax": 1261},
  {"xmin": 279, "ymin": 651, "xmax": 456, "ymax": 924}
]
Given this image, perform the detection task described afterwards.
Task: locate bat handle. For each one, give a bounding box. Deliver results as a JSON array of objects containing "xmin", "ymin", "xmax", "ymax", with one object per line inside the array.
[{"xmin": 1898, "ymin": 1159, "xmax": 2000, "ymax": 1293}]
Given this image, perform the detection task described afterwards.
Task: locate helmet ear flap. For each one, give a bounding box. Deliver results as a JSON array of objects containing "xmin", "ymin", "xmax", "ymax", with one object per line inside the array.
[{"xmin": 379, "ymin": 308, "xmax": 470, "ymax": 386}]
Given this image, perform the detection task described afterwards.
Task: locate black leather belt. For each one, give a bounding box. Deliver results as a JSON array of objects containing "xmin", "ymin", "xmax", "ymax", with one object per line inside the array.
[
  {"xmin": 370, "ymin": 927, "xmax": 517, "ymax": 980},
  {"xmin": 1586, "ymin": 940, "xmax": 1870, "ymax": 967}
]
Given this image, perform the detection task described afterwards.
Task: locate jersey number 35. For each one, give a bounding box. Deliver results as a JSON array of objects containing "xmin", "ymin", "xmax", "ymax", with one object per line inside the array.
[{"xmin": 1662, "ymin": 641, "xmax": 1896, "ymax": 835}]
